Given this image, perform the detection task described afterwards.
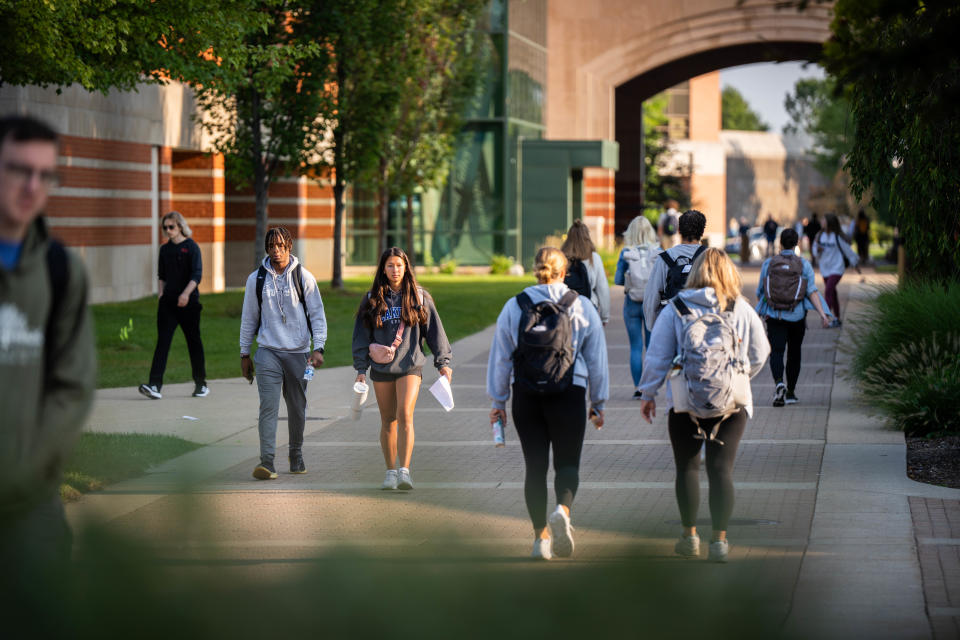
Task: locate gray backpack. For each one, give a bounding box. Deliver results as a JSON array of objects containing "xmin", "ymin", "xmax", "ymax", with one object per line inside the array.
[
  {"xmin": 668, "ymin": 297, "xmax": 750, "ymax": 444},
  {"xmin": 764, "ymin": 254, "xmax": 806, "ymax": 310}
]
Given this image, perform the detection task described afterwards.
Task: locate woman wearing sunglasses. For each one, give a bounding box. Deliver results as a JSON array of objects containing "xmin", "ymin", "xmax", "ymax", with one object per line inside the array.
[{"xmin": 138, "ymin": 211, "xmax": 208, "ymax": 400}]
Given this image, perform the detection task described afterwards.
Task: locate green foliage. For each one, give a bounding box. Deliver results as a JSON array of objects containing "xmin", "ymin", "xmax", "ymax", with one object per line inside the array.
[
  {"xmin": 62, "ymin": 433, "xmax": 200, "ymax": 496},
  {"xmin": 642, "ymin": 93, "xmax": 690, "ymax": 209},
  {"xmin": 823, "ymin": 0, "xmax": 960, "ymax": 281},
  {"xmin": 596, "ymin": 248, "xmax": 619, "ymax": 284},
  {"xmin": 118, "ymin": 318, "xmax": 133, "ymax": 343},
  {"xmin": 488, "ymin": 254, "xmax": 513, "ymax": 275},
  {"xmin": 783, "ymin": 76, "xmax": 854, "ymax": 179},
  {"xmin": 438, "ymin": 259, "xmax": 458, "ymax": 274},
  {"xmin": 849, "ymin": 281, "xmax": 960, "ymax": 436},
  {"xmin": 193, "ymin": 1, "xmax": 332, "ymax": 269},
  {"xmin": 0, "ymin": 0, "xmax": 264, "ymax": 92},
  {"xmin": 721, "ymin": 86, "xmax": 770, "ymax": 132}
]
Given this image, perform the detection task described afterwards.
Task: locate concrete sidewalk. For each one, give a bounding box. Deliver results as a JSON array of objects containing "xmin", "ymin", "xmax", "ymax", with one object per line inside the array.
[{"xmin": 69, "ymin": 268, "xmax": 959, "ymax": 638}]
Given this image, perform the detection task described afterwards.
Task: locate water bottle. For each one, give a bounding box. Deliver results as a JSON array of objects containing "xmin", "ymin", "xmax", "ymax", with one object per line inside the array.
[
  {"xmin": 492, "ymin": 418, "xmax": 505, "ymax": 447},
  {"xmin": 303, "ymin": 363, "xmax": 315, "ymax": 381}
]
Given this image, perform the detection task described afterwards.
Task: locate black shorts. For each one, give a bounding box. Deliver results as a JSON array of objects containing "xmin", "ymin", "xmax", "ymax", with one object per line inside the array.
[{"xmin": 369, "ymin": 367, "xmax": 423, "ymax": 383}]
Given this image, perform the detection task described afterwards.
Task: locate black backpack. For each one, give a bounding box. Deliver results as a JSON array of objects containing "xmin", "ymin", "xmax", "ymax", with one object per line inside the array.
[
  {"xmin": 659, "ymin": 245, "xmax": 706, "ymax": 307},
  {"xmin": 255, "ymin": 264, "xmax": 312, "ymax": 335},
  {"xmin": 512, "ymin": 290, "xmax": 579, "ymax": 395},
  {"xmin": 563, "ymin": 258, "xmax": 591, "ymax": 298},
  {"xmin": 662, "ymin": 213, "xmax": 678, "ymax": 236}
]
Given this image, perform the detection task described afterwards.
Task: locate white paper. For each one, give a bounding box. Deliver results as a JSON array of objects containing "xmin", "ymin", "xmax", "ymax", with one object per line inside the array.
[
  {"xmin": 182, "ymin": 415, "xmax": 198, "ymax": 421},
  {"xmin": 428, "ymin": 376, "xmax": 454, "ymax": 412}
]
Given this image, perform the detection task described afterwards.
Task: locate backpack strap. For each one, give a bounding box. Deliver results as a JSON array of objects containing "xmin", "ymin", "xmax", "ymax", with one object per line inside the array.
[
  {"xmin": 659, "ymin": 251, "xmax": 676, "ymax": 268},
  {"xmin": 516, "ymin": 291, "xmax": 534, "ymax": 312},
  {"xmin": 45, "ymin": 240, "xmax": 69, "ymax": 375},
  {"xmin": 692, "ymin": 244, "xmax": 707, "ymax": 261},
  {"xmin": 255, "ymin": 265, "xmax": 267, "ymax": 310},
  {"xmin": 557, "ymin": 289, "xmax": 579, "ymax": 310},
  {"xmin": 293, "ymin": 263, "xmax": 313, "ymax": 337},
  {"xmin": 672, "ymin": 297, "xmax": 692, "ymax": 317}
]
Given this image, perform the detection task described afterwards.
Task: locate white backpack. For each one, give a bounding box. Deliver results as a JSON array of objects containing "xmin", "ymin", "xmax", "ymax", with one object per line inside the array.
[
  {"xmin": 623, "ymin": 244, "xmax": 657, "ymax": 302},
  {"xmin": 668, "ymin": 297, "xmax": 750, "ymax": 444}
]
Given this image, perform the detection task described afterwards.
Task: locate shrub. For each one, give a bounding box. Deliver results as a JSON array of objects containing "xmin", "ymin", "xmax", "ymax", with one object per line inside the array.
[
  {"xmin": 489, "ymin": 254, "xmax": 513, "ymax": 275},
  {"xmin": 438, "ymin": 259, "xmax": 458, "ymax": 274},
  {"xmin": 849, "ymin": 281, "xmax": 960, "ymax": 436}
]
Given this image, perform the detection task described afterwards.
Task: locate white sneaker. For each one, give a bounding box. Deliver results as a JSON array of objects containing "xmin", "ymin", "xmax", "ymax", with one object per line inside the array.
[
  {"xmin": 138, "ymin": 384, "xmax": 161, "ymax": 399},
  {"xmin": 531, "ymin": 538, "xmax": 552, "ymax": 561},
  {"xmin": 674, "ymin": 534, "xmax": 700, "ymax": 558},
  {"xmin": 548, "ymin": 506, "xmax": 575, "ymax": 558},
  {"xmin": 381, "ymin": 469, "xmax": 398, "ymax": 490},
  {"xmin": 709, "ymin": 540, "xmax": 729, "ymax": 563},
  {"xmin": 397, "ymin": 467, "xmax": 413, "ymax": 490}
]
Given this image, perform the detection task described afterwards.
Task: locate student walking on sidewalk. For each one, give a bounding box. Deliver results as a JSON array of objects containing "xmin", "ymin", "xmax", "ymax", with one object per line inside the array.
[
  {"xmin": 561, "ymin": 219, "xmax": 610, "ymax": 325},
  {"xmin": 352, "ymin": 247, "xmax": 452, "ymax": 491},
  {"xmin": 138, "ymin": 211, "xmax": 208, "ymax": 399},
  {"xmin": 755, "ymin": 228, "xmax": 832, "ymax": 407},
  {"xmin": 812, "ymin": 214, "xmax": 859, "ymax": 327},
  {"xmin": 487, "ymin": 247, "xmax": 609, "ymax": 561},
  {"xmin": 238, "ymin": 226, "xmax": 327, "ymax": 480},
  {"xmin": 614, "ymin": 215, "xmax": 661, "ymax": 397},
  {"xmin": 638, "ymin": 249, "xmax": 769, "ymax": 562}
]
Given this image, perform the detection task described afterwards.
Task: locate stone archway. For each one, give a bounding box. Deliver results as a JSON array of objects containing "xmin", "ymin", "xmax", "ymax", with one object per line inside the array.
[{"xmin": 546, "ymin": 0, "xmax": 833, "ymax": 237}]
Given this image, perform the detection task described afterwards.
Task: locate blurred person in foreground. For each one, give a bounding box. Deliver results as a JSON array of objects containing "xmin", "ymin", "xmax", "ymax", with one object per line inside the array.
[{"xmin": 0, "ymin": 115, "xmax": 95, "ymax": 572}]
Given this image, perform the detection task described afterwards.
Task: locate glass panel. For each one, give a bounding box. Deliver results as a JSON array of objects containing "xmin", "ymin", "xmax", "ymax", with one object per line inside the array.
[
  {"xmin": 430, "ymin": 123, "xmax": 504, "ymax": 265},
  {"xmin": 463, "ymin": 33, "xmax": 504, "ymax": 120},
  {"xmin": 507, "ymin": 36, "xmax": 545, "ymax": 123}
]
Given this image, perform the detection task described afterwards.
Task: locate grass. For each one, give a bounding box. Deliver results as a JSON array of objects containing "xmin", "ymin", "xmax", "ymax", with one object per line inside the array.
[
  {"xmin": 61, "ymin": 432, "xmax": 201, "ymax": 499},
  {"xmin": 93, "ymin": 275, "xmax": 529, "ymax": 388}
]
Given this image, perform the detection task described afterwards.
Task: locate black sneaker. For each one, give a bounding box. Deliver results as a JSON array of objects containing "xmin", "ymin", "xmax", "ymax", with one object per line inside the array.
[
  {"xmin": 289, "ymin": 453, "xmax": 306, "ymax": 474},
  {"xmin": 252, "ymin": 462, "xmax": 278, "ymax": 480},
  {"xmin": 632, "ymin": 390, "xmax": 643, "ymax": 400},
  {"xmin": 192, "ymin": 384, "xmax": 210, "ymax": 397},
  {"xmin": 785, "ymin": 389, "xmax": 798, "ymax": 405},
  {"xmin": 773, "ymin": 382, "xmax": 786, "ymax": 407}
]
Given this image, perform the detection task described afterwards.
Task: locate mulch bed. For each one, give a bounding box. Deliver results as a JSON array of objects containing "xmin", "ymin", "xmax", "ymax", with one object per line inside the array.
[{"xmin": 906, "ymin": 435, "xmax": 960, "ymax": 489}]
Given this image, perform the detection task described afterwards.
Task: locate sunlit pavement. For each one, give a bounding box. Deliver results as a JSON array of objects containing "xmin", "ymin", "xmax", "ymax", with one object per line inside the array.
[{"xmin": 71, "ymin": 267, "xmax": 960, "ymax": 638}]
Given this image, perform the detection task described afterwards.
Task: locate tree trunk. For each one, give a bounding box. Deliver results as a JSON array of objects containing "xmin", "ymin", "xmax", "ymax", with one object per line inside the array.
[
  {"xmin": 406, "ymin": 193, "xmax": 415, "ymax": 263},
  {"xmin": 251, "ymin": 88, "xmax": 268, "ymax": 270},
  {"xmin": 377, "ymin": 157, "xmax": 389, "ymax": 257},
  {"xmin": 331, "ymin": 124, "xmax": 345, "ymax": 289}
]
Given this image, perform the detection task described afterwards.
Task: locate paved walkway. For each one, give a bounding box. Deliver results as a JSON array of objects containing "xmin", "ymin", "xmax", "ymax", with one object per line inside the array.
[{"xmin": 69, "ymin": 269, "xmax": 959, "ymax": 638}]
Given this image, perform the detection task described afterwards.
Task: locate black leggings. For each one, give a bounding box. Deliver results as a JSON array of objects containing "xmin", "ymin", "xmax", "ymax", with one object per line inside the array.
[
  {"xmin": 149, "ymin": 299, "xmax": 206, "ymax": 389},
  {"xmin": 668, "ymin": 409, "xmax": 747, "ymax": 531},
  {"xmin": 512, "ymin": 384, "xmax": 587, "ymax": 530},
  {"xmin": 766, "ymin": 317, "xmax": 806, "ymax": 390}
]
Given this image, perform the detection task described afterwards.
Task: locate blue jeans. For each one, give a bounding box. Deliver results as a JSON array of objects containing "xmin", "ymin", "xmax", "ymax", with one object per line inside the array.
[{"xmin": 623, "ymin": 297, "xmax": 651, "ymax": 387}]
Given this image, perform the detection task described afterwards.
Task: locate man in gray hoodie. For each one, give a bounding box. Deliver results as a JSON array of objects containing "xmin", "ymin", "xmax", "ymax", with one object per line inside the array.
[
  {"xmin": 643, "ymin": 210, "xmax": 708, "ymax": 332},
  {"xmin": 239, "ymin": 227, "xmax": 327, "ymax": 480}
]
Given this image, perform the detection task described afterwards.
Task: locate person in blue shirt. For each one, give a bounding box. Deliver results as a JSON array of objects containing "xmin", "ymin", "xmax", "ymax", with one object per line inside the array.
[{"xmin": 755, "ymin": 228, "xmax": 832, "ymax": 407}]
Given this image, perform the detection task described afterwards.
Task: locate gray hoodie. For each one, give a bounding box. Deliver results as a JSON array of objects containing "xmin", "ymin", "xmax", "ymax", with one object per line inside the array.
[
  {"xmin": 638, "ymin": 287, "xmax": 770, "ymax": 417},
  {"xmin": 238, "ymin": 255, "xmax": 327, "ymax": 354},
  {"xmin": 352, "ymin": 287, "xmax": 452, "ymax": 376},
  {"xmin": 487, "ymin": 282, "xmax": 609, "ymax": 411}
]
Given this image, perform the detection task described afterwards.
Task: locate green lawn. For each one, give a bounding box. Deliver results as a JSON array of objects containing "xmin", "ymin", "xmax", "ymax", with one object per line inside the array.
[
  {"xmin": 93, "ymin": 275, "xmax": 529, "ymax": 389},
  {"xmin": 61, "ymin": 432, "xmax": 201, "ymax": 499}
]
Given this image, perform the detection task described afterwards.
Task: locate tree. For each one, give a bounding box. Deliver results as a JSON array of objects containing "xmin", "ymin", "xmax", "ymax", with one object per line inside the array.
[
  {"xmin": 0, "ymin": 0, "xmax": 262, "ymax": 92},
  {"xmin": 375, "ymin": 0, "xmax": 487, "ymax": 260},
  {"xmin": 822, "ymin": 0, "xmax": 960, "ymax": 280},
  {"xmin": 783, "ymin": 76, "xmax": 854, "ymax": 179},
  {"xmin": 642, "ymin": 93, "xmax": 690, "ymax": 214},
  {"xmin": 721, "ymin": 86, "xmax": 770, "ymax": 132},
  {"xmin": 193, "ymin": 2, "xmax": 331, "ymax": 269}
]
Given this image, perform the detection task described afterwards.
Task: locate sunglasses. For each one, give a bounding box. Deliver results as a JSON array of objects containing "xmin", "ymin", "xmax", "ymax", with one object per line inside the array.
[{"xmin": 163, "ymin": 224, "xmax": 178, "ymax": 230}]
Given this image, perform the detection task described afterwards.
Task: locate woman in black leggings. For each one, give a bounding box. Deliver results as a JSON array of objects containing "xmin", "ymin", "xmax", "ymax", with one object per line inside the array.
[
  {"xmin": 487, "ymin": 247, "xmax": 609, "ymax": 561},
  {"xmin": 638, "ymin": 248, "xmax": 769, "ymax": 562}
]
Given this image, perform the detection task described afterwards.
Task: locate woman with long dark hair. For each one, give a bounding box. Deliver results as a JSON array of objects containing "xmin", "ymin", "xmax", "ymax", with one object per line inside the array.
[{"xmin": 352, "ymin": 248, "xmax": 452, "ymax": 490}]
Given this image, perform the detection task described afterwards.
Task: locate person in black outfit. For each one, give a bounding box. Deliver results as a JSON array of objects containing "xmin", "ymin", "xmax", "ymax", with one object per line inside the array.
[
  {"xmin": 804, "ymin": 214, "xmax": 822, "ymax": 266},
  {"xmin": 138, "ymin": 211, "xmax": 207, "ymax": 399}
]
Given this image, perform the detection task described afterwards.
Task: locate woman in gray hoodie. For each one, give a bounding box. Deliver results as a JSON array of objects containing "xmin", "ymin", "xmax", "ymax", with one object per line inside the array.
[
  {"xmin": 638, "ymin": 248, "xmax": 769, "ymax": 563},
  {"xmin": 352, "ymin": 247, "xmax": 452, "ymax": 491},
  {"xmin": 487, "ymin": 247, "xmax": 609, "ymax": 561}
]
